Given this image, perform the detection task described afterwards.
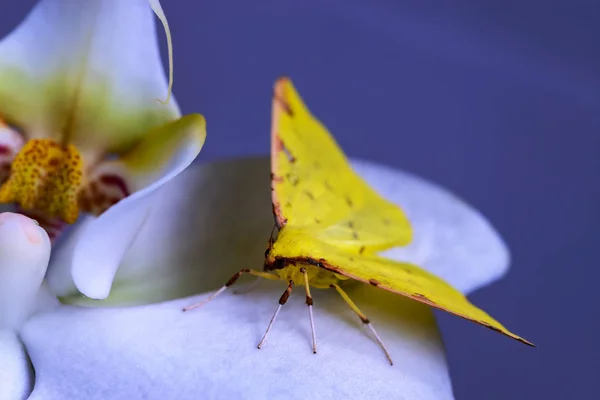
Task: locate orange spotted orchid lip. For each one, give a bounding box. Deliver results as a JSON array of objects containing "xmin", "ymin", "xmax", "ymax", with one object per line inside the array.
[
  {"xmin": 0, "ymin": 122, "xmax": 136, "ymax": 241},
  {"xmin": 0, "ymin": 0, "xmax": 206, "ymax": 245},
  {"xmin": 0, "ymin": 0, "xmax": 206, "ymax": 301},
  {"xmin": 0, "ymin": 138, "xmax": 84, "ymax": 225}
]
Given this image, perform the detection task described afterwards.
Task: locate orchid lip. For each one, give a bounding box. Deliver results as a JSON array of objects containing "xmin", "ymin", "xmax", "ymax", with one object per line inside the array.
[
  {"xmin": 0, "ymin": 0, "xmax": 186, "ymax": 241},
  {"xmin": 0, "ymin": 138, "xmax": 84, "ymax": 224},
  {"xmin": 0, "ymin": 131, "xmax": 133, "ymax": 241}
]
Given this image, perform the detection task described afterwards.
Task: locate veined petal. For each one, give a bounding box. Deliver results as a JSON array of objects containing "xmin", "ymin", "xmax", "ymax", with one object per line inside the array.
[
  {"xmin": 0, "ymin": 0, "xmax": 178, "ymax": 152},
  {"xmin": 22, "ymin": 286, "xmax": 452, "ymax": 400},
  {"xmin": 58, "ymin": 157, "xmax": 507, "ymax": 306},
  {"xmin": 46, "ymin": 115, "xmax": 206, "ymax": 299}
]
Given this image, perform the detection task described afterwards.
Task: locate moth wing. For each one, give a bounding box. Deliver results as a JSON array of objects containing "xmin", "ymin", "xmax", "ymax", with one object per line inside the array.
[
  {"xmin": 271, "ymin": 229, "xmax": 533, "ymax": 346},
  {"xmin": 271, "ymin": 77, "xmax": 411, "ymax": 253}
]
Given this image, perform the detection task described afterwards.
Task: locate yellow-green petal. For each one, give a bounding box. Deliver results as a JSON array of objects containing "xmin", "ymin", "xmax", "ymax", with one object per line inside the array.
[{"xmin": 0, "ymin": 0, "xmax": 178, "ymax": 154}]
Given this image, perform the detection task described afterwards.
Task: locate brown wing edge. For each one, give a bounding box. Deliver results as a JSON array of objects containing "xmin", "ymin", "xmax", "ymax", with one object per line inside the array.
[
  {"xmin": 291, "ymin": 255, "xmax": 535, "ymax": 347},
  {"xmin": 270, "ymin": 77, "xmax": 293, "ymax": 228}
]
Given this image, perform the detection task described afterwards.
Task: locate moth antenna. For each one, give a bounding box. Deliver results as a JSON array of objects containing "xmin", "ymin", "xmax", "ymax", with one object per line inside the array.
[
  {"xmin": 300, "ymin": 267, "xmax": 317, "ymax": 354},
  {"xmin": 183, "ymin": 269, "xmax": 279, "ymax": 311},
  {"xmin": 269, "ymin": 222, "xmax": 278, "ymax": 240},
  {"xmin": 258, "ymin": 280, "xmax": 293, "ymax": 349},
  {"xmin": 331, "ymin": 284, "xmax": 394, "ymax": 365}
]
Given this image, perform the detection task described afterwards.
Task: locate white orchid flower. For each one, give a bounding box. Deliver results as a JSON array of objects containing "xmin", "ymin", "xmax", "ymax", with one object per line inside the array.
[
  {"xmin": 0, "ymin": 1, "xmax": 512, "ymax": 398},
  {"xmin": 1, "ymin": 158, "xmax": 509, "ymax": 399},
  {"xmin": 0, "ymin": 0, "xmax": 206, "ymax": 300}
]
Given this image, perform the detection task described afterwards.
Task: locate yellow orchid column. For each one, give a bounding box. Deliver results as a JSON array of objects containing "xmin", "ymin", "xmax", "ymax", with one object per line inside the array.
[{"xmin": 0, "ymin": 0, "xmax": 206, "ymax": 300}]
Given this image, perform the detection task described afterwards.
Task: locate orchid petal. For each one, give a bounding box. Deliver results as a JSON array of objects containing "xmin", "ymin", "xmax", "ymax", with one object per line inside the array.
[
  {"xmin": 0, "ymin": 212, "xmax": 52, "ymax": 400},
  {"xmin": 353, "ymin": 159, "xmax": 510, "ymax": 294},
  {"xmin": 23, "ymin": 285, "xmax": 452, "ymax": 400},
  {"xmin": 0, "ymin": 0, "xmax": 178, "ymax": 151},
  {"xmin": 58, "ymin": 157, "xmax": 507, "ymax": 306},
  {"xmin": 0, "ymin": 330, "xmax": 32, "ymax": 400},
  {"xmin": 148, "ymin": 0, "xmax": 173, "ymax": 106},
  {"xmin": 46, "ymin": 115, "xmax": 206, "ymax": 299},
  {"xmin": 0, "ymin": 121, "xmax": 24, "ymax": 184},
  {"xmin": 0, "ymin": 213, "xmax": 51, "ymax": 330},
  {"xmin": 84, "ymin": 114, "xmax": 207, "ymax": 197}
]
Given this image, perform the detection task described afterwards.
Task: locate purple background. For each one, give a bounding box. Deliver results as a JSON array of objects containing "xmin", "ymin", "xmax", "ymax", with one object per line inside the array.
[{"xmin": 2, "ymin": 1, "xmax": 599, "ymax": 399}]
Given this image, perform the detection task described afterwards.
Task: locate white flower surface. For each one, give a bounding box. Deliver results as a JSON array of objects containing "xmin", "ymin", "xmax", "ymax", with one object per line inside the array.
[{"xmin": 1, "ymin": 158, "xmax": 510, "ymax": 400}]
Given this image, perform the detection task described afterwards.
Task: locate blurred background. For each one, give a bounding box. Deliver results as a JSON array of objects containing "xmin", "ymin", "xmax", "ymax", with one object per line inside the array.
[{"xmin": 3, "ymin": 1, "xmax": 599, "ymax": 398}]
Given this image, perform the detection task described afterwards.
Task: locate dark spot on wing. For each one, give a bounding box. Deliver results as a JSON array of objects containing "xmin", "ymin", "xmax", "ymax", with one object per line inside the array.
[
  {"xmin": 345, "ymin": 196, "xmax": 353, "ymax": 207},
  {"xmin": 271, "ymin": 173, "xmax": 284, "ymax": 183},
  {"xmin": 274, "ymin": 94, "xmax": 294, "ymax": 116},
  {"xmin": 314, "ymin": 218, "xmax": 321, "ymax": 224},
  {"xmin": 304, "ymin": 191, "xmax": 315, "ymax": 200},
  {"xmin": 383, "ymin": 218, "xmax": 390, "ymax": 226},
  {"xmin": 313, "ymin": 161, "xmax": 320, "ymax": 169},
  {"xmin": 286, "ymin": 173, "xmax": 300, "ymax": 186},
  {"xmin": 369, "ymin": 278, "xmax": 380, "ymax": 286},
  {"xmin": 283, "ymin": 146, "xmax": 296, "ymax": 163},
  {"xmin": 284, "ymin": 201, "xmax": 292, "ymax": 208},
  {"xmin": 324, "ymin": 180, "xmax": 333, "ymax": 191},
  {"xmin": 276, "ymin": 136, "xmax": 296, "ymax": 163},
  {"xmin": 352, "ymin": 231, "xmax": 359, "ymax": 240},
  {"xmin": 347, "ymin": 221, "xmax": 354, "ymax": 229},
  {"xmin": 413, "ymin": 293, "xmax": 436, "ymax": 305},
  {"xmin": 359, "ymin": 245, "xmax": 365, "ymax": 254}
]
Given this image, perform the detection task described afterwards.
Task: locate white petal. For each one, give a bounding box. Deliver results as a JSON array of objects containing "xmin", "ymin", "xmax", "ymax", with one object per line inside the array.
[
  {"xmin": 0, "ymin": 0, "xmax": 178, "ymax": 150},
  {"xmin": 0, "ymin": 212, "xmax": 51, "ymax": 330},
  {"xmin": 46, "ymin": 215, "xmax": 96, "ymax": 297},
  {"xmin": 47, "ymin": 122, "xmax": 203, "ymax": 300},
  {"xmin": 22, "ymin": 284, "xmax": 452, "ymax": 400},
  {"xmin": 64, "ymin": 158, "xmax": 274, "ymax": 305},
  {"xmin": 352, "ymin": 159, "xmax": 510, "ymax": 294},
  {"xmin": 60, "ymin": 157, "xmax": 507, "ymax": 305},
  {"xmin": 0, "ymin": 330, "xmax": 32, "ymax": 400}
]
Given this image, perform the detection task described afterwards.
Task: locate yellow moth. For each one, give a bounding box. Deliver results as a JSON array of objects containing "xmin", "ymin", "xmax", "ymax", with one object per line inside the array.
[{"xmin": 185, "ymin": 77, "xmax": 533, "ymax": 364}]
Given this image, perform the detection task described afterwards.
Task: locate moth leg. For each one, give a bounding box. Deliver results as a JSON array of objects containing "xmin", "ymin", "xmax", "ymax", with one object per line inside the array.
[
  {"xmin": 258, "ymin": 280, "xmax": 294, "ymax": 350},
  {"xmin": 183, "ymin": 269, "xmax": 279, "ymax": 311},
  {"xmin": 233, "ymin": 277, "xmax": 261, "ymax": 295},
  {"xmin": 331, "ymin": 284, "xmax": 394, "ymax": 365},
  {"xmin": 300, "ymin": 267, "xmax": 317, "ymax": 354}
]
